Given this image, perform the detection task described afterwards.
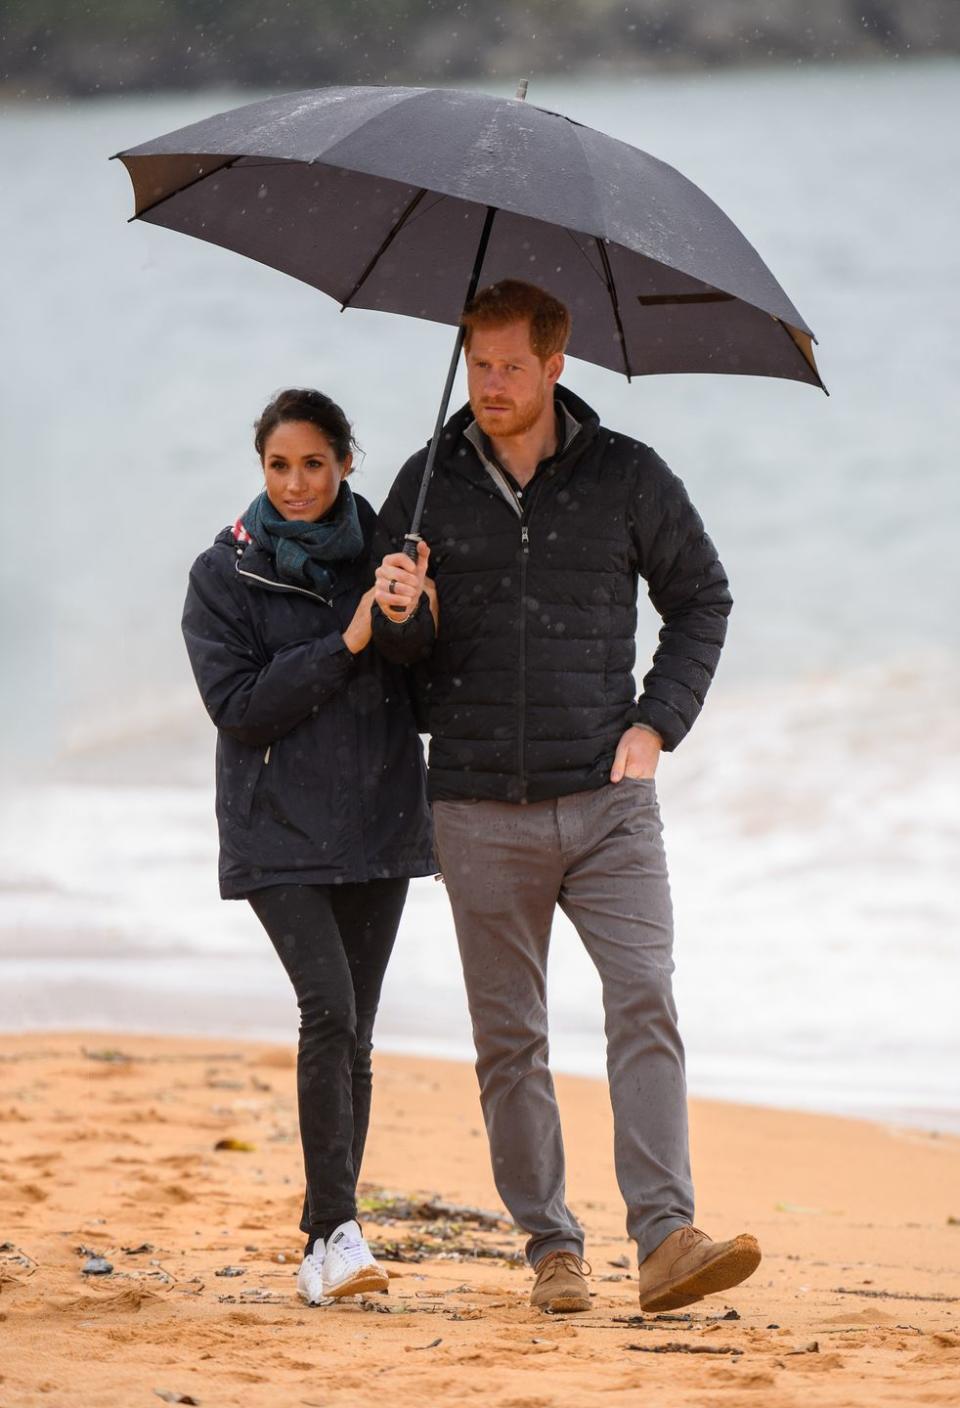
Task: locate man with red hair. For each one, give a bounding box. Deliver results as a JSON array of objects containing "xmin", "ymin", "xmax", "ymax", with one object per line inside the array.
[{"xmin": 372, "ymin": 280, "xmax": 760, "ymax": 1315}]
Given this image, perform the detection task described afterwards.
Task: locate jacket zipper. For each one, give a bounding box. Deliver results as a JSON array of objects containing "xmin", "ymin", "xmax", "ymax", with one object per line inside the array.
[
  {"xmin": 463, "ymin": 421, "xmax": 582, "ymax": 800},
  {"xmin": 518, "ymin": 523, "xmax": 530, "ymax": 796},
  {"xmin": 235, "ymin": 560, "xmax": 333, "ymax": 606}
]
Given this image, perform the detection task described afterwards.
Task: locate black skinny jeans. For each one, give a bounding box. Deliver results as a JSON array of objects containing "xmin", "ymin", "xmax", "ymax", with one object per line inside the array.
[{"xmin": 248, "ymin": 879, "xmax": 408, "ymax": 1239}]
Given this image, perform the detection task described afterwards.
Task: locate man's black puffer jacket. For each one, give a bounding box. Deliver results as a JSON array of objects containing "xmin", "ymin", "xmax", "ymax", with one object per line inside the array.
[
  {"xmin": 372, "ymin": 385, "xmax": 732, "ymax": 804},
  {"xmin": 183, "ymin": 492, "xmax": 434, "ymax": 897}
]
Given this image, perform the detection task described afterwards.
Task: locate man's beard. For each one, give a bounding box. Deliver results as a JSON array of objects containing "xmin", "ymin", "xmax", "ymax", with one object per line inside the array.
[{"xmin": 472, "ymin": 384, "xmax": 547, "ymax": 439}]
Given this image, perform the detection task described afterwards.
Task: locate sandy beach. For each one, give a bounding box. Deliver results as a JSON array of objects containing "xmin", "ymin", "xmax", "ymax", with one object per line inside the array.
[{"xmin": 1, "ymin": 1032, "xmax": 958, "ymax": 1408}]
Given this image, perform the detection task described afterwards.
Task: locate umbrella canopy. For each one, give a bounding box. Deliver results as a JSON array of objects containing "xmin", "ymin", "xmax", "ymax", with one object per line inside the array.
[{"xmin": 113, "ymin": 84, "xmax": 823, "ymax": 389}]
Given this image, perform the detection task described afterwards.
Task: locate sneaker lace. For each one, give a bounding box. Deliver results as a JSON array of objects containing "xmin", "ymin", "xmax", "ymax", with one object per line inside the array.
[{"xmin": 335, "ymin": 1237, "xmax": 370, "ymax": 1270}]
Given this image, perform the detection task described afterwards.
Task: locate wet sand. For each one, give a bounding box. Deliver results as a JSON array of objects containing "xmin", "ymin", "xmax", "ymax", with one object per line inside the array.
[{"xmin": 1, "ymin": 1032, "xmax": 958, "ymax": 1407}]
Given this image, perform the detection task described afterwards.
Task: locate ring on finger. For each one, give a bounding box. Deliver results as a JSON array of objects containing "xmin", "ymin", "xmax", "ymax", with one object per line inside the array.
[{"xmin": 388, "ymin": 578, "xmax": 398, "ymax": 595}]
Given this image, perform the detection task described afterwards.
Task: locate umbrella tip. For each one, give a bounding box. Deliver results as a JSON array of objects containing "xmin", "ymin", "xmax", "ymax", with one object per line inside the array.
[{"xmin": 515, "ymin": 78, "xmax": 529, "ymax": 101}]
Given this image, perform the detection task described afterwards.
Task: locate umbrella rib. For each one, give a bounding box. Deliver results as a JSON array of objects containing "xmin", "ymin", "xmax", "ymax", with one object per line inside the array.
[
  {"xmin": 564, "ymin": 229, "xmax": 609, "ymax": 287},
  {"xmin": 340, "ymin": 186, "xmax": 429, "ymax": 311},
  {"xmin": 388, "ymin": 189, "xmax": 447, "ymax": 233},
  {"xmin": 776, "ymin": 318, "xmax": 829, "ymax": 395},
  {"xmin": 594, "ymin": 237, "xmax": 632, "ymax": 382},
  {"xmin": 124, "ymin": 155, "xmax": 242, "ymax": 223}
]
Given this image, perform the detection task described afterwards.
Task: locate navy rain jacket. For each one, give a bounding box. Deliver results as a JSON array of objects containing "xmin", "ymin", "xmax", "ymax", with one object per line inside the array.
[{"xmin": 182, "ymin": 492, "xmax": 434, "ymax": 897}]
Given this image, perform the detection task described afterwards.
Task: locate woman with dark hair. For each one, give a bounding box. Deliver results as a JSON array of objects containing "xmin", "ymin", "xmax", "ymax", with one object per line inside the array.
[{"xmin": 182, "ymin": 388, "xmax": 436, "ymax": 1304}]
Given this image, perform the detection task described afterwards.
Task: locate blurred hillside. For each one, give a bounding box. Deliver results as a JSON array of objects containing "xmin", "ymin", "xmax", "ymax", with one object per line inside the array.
[{"xmin": 3, "ymin": 0, "xmax": 958, "ymax": 98}]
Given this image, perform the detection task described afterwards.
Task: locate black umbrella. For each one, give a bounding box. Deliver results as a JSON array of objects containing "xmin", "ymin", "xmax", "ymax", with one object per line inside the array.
[{"xmin": 113, "ymin": 83, "xmax": 824, "ymax": 554}]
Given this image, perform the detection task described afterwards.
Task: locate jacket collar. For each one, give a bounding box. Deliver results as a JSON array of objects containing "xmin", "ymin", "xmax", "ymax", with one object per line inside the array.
[
  {"xmin": 463, "ymin": 401, "xmax": 582, "ymax": 516},
  {"xmin": 437, "ymin": 384, "xmax": 600, "ymax": 500}
]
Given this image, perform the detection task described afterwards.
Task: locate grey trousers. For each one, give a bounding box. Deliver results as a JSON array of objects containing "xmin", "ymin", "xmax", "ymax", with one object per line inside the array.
[{"xmin": 432, "ymin": 779, "xmax": 694, "ymax": 1266}]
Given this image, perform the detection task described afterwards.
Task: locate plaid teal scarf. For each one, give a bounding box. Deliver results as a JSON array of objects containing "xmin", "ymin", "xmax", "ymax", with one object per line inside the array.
[{"xmin": 240, "ymin": 483, "xmax": 363, "ymax": 596}]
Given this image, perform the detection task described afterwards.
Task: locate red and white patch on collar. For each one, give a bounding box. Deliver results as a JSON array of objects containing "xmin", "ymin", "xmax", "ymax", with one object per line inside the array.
[{"xmin": 232, "ymin": 517, "xmax": 253, "ymax": 545}]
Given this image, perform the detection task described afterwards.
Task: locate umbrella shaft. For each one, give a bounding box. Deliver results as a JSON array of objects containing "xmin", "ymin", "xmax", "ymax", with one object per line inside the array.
[{"xmin": 405, "ymin": 204, "xmax": 498, "ymax": 556}]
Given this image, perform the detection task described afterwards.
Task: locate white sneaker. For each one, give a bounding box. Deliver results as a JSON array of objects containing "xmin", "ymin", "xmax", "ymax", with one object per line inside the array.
[
  {"xmin": 296, "ymin": 1241, "xmax": 327, "ymax": 1305},
  {"xmin": 321, "ymin": 1221, "xmax": 388, "ymax": 1298}
]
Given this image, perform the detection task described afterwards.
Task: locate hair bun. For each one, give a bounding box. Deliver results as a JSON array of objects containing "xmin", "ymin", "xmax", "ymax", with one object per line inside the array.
[{"xmin": 253, "ymin": 388, "xmax": 361, "ymax": 466}]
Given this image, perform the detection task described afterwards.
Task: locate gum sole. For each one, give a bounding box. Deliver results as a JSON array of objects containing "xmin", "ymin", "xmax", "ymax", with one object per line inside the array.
[
  {"xmin": 538, "ymin": 1296, "xmax": 592, "ymax": 1315},
  {"xmin": 639, "ymin": 1235, "xmax": 762, "ymax": 1312},
  {"xmin": 324, "ymin": 1265, "xmax": 390, "ymax": 1299}
]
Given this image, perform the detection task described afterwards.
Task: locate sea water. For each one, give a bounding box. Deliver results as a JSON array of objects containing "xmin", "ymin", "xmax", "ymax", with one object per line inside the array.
[{"xmin": 1, "ymin": 61, "xmax": 958, "ymax": 1128}]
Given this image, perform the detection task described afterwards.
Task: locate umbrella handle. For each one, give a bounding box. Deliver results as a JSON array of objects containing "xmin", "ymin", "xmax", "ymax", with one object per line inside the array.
[{"xmin": 401, "ymin": 534, "xmax": 421, "ymax": 564}]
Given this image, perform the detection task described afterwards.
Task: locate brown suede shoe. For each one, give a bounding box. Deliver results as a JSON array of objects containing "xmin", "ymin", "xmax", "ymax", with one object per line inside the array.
[
  {"xmin": 636, "ymin": 1226, "xmax": 761, "ymax": 1312},
  {"xmin": 530, "ymin": 1251, "xmax": 592, "ymax": 1314}
]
